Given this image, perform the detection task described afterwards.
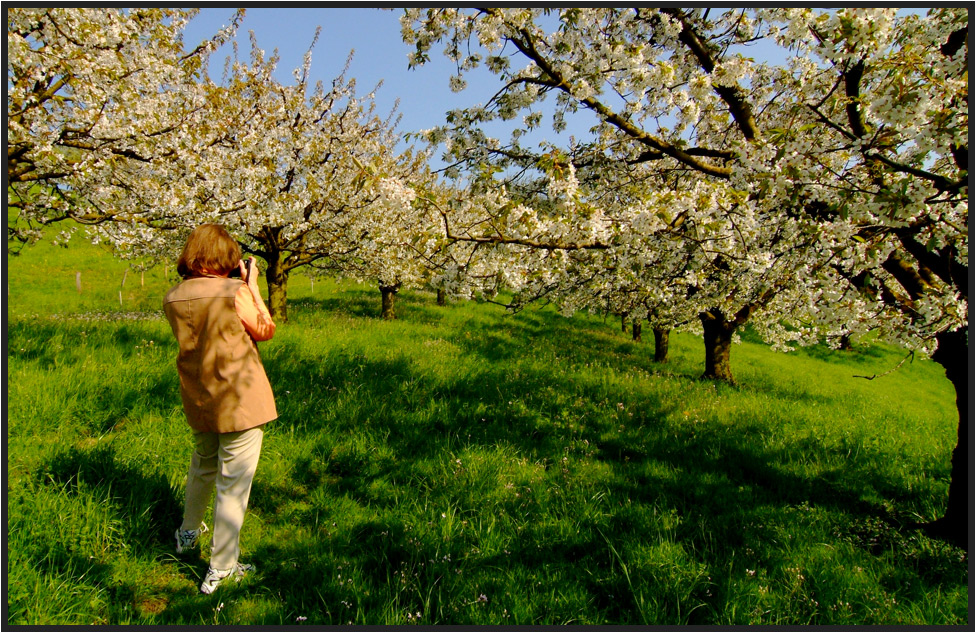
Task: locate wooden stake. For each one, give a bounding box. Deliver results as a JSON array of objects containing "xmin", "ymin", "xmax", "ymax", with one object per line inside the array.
[{"xmin": 76, "ymin": 272, "xmax": 82, "ymax": 293}]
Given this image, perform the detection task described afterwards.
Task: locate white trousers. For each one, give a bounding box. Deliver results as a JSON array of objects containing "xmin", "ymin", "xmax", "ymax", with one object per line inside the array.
[{"xmin": 181, "ymin": 426, "xmax": 264, "ymax": 570}]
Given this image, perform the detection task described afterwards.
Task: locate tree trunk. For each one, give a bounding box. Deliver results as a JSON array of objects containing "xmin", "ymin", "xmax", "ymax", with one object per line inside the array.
[
  {"xmin": 653, "ymin": 327, "xmax": 670, "ymax": 363},
  {"xmin": 265, "ymin": 253, "xmax": 289, "ymax": 323},
  {"xmin": 839, "ymin": 333, "xmax": 853, "ymax": 351},
  {"xmin": 922, "ymin": 328, "xmax": 970, "ymax": 550},
  {"xmin": 380, "ymin": 282, "xmax": 400, "ymax": 320},
  {"xmin": 437, "ymin": 288, "xmax": 447, "ymax": 306},
  {"xmin": 700, "ymin": 311, "xmax": 736, "ymax": 383},
  {"xmin": 632, "ymin": 320, "xmax": 642, "ymax": 343},
  {"xmin": 621, "ymin": 314, "xmax": 628, "ymax": 333}
]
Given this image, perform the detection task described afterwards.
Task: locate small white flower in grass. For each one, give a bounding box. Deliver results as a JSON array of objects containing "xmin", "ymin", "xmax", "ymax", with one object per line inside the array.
[
  {"xmin": 296, "ymin": 616, "xmax": 307, "ymax": 622},
  {"xmin": 478, "ymin": 594, "xmax": 488, "ymax": 603}
]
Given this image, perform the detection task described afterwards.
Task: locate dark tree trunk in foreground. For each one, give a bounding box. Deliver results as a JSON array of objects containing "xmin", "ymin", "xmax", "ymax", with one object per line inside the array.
[
  {"xmin": 437, "ymin": 288, "xmax": 447, "ymax": 306},
  {"xmin": 632, "ymin": 320, "xmax": 642, "ymax": 343},
  {"xmin": 653, "ymin": 327, "xmax": 670, "ymax": 363},
  {"xmin": 380, "ymin": 282, "xmax": 400, "ymax": 320},
  {"xmin": 700, "ymin": 310, "xmax": 737, "ymax": 383},
  {"xmin": 265, "ymin": 252, "xmax": 289, "ymax": 323},
  {"xmin": 621, "ymin": 314, "xmax": 627, "ymax": 333},
  {"xmin": 839, "ymin": 333, "xmax": 854, "ymax": 351},
  {"xmin": 922, "ymin": 328, "xmax": 970, "ymax": 550}
]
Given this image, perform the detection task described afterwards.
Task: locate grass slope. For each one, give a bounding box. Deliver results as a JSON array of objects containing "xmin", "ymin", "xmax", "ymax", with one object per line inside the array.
[{"xmin": 4, "ymin": 234, "xmax": 968, "ymax": 626}]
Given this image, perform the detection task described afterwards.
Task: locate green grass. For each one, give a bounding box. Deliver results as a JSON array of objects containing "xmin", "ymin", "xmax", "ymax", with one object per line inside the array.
[{"xmin": 4, "ymin": 233, "xmax": 969, "ymax": 626}]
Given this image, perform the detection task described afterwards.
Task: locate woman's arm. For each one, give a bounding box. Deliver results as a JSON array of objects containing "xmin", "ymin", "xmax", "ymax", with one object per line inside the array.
[{"xmin": 234, "ymin": 260, "xmax": 276, "ymax": 341}]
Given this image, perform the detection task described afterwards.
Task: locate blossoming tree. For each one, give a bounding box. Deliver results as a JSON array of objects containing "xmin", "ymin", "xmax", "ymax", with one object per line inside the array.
[
  {"xmin": 401, "ymin": 8, "xmax": 969, "ymax": 546},
  {"xmin": 159, "ymin": 35, "xmax": 435, "ymax": 321},
  {"xmin": 402, "ymin": 7, "xmax": 842, "ymax": 381},
  {"xmin": 8, "ymin": 9, "xmax": 443, "ymax": 322},
  {"xmin": 7, "ymin": 7, "xmax": 241, "ymax": 249},
  {"xmin": 764, "ymin": 8, "xmax": 969, "ymax": 546},
  {"xmin": 63, "ymin": 28, "xmax": 438, "ymax": 322}
]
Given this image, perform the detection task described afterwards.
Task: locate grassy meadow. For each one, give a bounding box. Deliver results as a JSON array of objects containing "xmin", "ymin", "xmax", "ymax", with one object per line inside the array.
[{"xmin": 4, "ymin": 232, "xmax": 969, "ymax": 626}]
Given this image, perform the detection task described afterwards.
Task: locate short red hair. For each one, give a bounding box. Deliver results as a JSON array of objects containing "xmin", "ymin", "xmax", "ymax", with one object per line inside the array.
[{"xmin": 176, "ymin": 224, "xmax": 241, "ymax": 278}]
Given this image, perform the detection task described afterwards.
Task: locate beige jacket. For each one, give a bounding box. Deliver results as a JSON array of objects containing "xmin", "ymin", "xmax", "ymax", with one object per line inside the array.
[{"xmin": 164, "ymin": 277, "xmax": 277, "ymax": 433}]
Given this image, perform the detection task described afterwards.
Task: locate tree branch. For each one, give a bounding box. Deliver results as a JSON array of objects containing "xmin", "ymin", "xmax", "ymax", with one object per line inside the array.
[{"xmin": 660, "ymin": 8, "xmax": 760, "ymax": 142}]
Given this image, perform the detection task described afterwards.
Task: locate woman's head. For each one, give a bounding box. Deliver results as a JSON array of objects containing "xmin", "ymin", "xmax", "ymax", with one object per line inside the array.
[{"xmin": 176, "ymin": 224, "xmax": 241, "ymax": 278}]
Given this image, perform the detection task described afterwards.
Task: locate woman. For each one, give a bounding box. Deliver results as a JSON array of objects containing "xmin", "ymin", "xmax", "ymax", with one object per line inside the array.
[{"xmin": 163, "ymin": 224, "xmax": 277, "ymax": 594}]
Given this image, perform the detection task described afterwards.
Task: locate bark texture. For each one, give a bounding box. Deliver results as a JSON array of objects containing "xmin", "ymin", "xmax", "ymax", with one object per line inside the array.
[
  {"xmin": 265, "ymin": 254, "xmax": 289, "ymax": 323},
  {"xmin": 700, "ymin": 311, "xmax": 736, "ymax": 383},
  {"xmin": 653, "ymin": 328, "xmax": 670, "ymax": 363},
  {"xmin": 380, "ymin": 283, "xmax": 401, "ymax": 320}
]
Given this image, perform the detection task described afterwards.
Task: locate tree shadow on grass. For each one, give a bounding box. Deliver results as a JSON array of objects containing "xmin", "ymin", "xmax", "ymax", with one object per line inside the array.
[
  {"xmin": 12, "ymin": 297, "xmax": 963, "ymax": 624},
  {"xmin": 782, "ymin": 339, "xmax": 893, "ymax": 365},
  {"xmin": 262, "ymin": 300, "xmax": 949, "ymax": 527},
  {"xmin": 37, "ymin": 443, "xmax": 185, "ymax": 550},
  {"xmin": 20, "ymin": 444, "xmax": 223, "ymax": 622},
  {"xmin": 736, "ymin": 326, "xmax": 894, "ymax": 366},
  {"xmin": 248, "ymin": 317, "xmax": 966, "ymax": 617},
  {"xmin": 261, "ymin": 340, "xmax": 607, "ymax": 469},
  {"xmin": 292, "ymin": 287, "xmax": 447, "ymax": 324},
  {"xmin": 79, "ymin": 371, "xmax": 181, "ymax": 435},
  {"xmin": 31, "ymin": 411, "xmax": 952, "ymax": 625},
  {"xmin": 5, "ymin": 551, "xmax": 117, "ymax": 625},
  {"xmin": 7, "ymin": 318, "xmax": 182, "ymax": 435},
  {"xmin": 295, "ymin": 293, "xmax": 380, "ymax": 321},
  {"xmin": 221, "ymin": 513, "xmax": 637, "ymax": 625},
  {"xmin": 218, "ymin": 422, "xmax": 966, "ymax": 625}
]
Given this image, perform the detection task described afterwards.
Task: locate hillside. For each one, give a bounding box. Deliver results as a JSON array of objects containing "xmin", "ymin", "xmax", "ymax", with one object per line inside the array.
[{"xmin": 5, "ymin": 232, "xmax": 967, "ymax": 626}]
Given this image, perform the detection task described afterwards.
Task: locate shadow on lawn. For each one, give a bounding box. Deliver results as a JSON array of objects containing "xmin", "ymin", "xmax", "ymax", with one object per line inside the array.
[
  {"xmin": 267, "ymin": 298, "xmax": 947, "ymax": 525},
  {"xmin": 222, "ymin": 303, "xmax": 965, "ymax": 621},
  {"xmin": 293, "ymin": 286, "xmax": 451, "ymax": 324},
  {"xmin": 38, "ymin": 443, "xmax": 185, "ymax": 550},
  {"xmin": 8, "ymin": 319, "xmax": 181, "ymax": 435}
]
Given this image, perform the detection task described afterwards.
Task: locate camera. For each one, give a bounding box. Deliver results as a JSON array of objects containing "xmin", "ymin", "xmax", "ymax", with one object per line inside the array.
[{"xmin": 229, "ymin": 258, "xmax": 254, "ymax": 282}]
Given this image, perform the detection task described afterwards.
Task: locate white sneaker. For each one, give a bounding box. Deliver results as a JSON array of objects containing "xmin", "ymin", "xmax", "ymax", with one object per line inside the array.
[
  {"xmin": 200, "ymin": 562, "xmax": 255, "ymax": 594},
  {"xmin": 175, "ymin": 523, "xmax": 208, "ymax": 554}
]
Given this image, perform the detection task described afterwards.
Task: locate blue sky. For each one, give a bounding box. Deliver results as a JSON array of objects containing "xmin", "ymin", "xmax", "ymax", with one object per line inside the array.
[
  {"xmin": 181, "ymin": 7, "xmax": 597, "ymax": 166},
  {"xmin": 184, "ymin": 8, "xmax": 457, "ymax": 134},
  {"xmin": 181, "ymin": 7, "xmax": 929, "ymax": 171}
]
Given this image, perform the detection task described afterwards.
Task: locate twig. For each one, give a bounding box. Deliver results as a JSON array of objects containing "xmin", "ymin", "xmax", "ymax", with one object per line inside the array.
[{"xmin": 853, "ymin": 350, "xmax": 914, "ymax": 380}]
